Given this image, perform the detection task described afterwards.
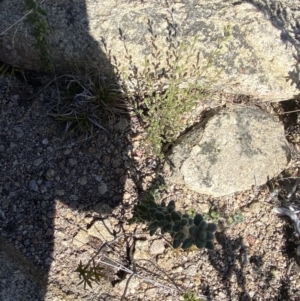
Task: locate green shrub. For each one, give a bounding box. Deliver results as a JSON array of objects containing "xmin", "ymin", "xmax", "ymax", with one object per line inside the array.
[{"xmin": 120, "ymin": 23, "xmax": 231, "ymax": 157}]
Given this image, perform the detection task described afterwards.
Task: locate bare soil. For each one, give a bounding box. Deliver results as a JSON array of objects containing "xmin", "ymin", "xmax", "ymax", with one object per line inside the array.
[{"xmin": 1, "ymin": 68, "xmax": 300, "ymax": 301}]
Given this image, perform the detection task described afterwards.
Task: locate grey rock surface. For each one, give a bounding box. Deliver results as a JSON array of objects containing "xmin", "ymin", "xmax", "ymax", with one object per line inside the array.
[
  {"xmin": 0, "ymin": 0, "xmax": 299, "ymax": 101},
  {"xmin": 165, "ymin": 106, "xmax": 291, "ymax": 197}
]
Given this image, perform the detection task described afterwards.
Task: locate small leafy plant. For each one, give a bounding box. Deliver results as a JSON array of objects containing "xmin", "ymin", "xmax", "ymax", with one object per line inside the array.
[
  {"xmin": 130, "ymin": 177, "xmax": 217, "ymax": 250},
  {"xmin": 75, "ymin": 259, "xmax": 105, "ymax": 289},
  {"xmin": 119, "ymin": 22, "xmax": 231, "ymax": 157},
  {"xmin": 226, "ymin": 210, "xmax": 244, "ymax": 226},
  {"xmin": 182, "ymin": 291, "xmax": 205, "ymax": 301},
  {"xmin": 24, "ymin": 0, "xmax": 53, "ymax": 70},
  {"xmin": 204, "ymin": 205, "xmax": 244, "ymax": 227},
  {"xmin": 132, "ymin": 198, "xmax": 217, "ymax": 250}
]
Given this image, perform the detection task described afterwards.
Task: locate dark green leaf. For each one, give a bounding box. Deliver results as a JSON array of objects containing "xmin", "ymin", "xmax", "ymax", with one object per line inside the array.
[
  {"xmin": 207, "ymin": 223, "xmax": 217, "ymax": 232},
  {"xmin": 205, "ymin": 240, "xmax": 215, "ymax": 250},
  {"xmin": 149, "ymin": 228, "xmax": 156, "ymax": 236},
  {"xmin": 155, "ymin": 211, "xmax": 165, "ymax": 221},
  {"xmin": 167, "ymin": 200, "xmax": 175, "ymax": 208},
  {"xmin": 148, "ymin": 222, "xmax": 158, "ymax": 231},
  {"xmin": 197, "ymin": 230, "xmax": 207, "ymax": 241},
  {"xmin": 194, "ymin": 214, "xmax": 203, "ymax": 226},
  {"xmin": 173, "ymin": 239, "xmax": 181, "ymax": 249},
  {"xmin": 189, "ymin": 225, "xmax": 198, "ymax": 237},
  {"xmin": 166, "ymin": 214, "xmax": 172, "ymax": 222},
  {"xmin": 180, "ymin": 218, "xmax": 188, "ymax": 226},
  {"xmin": 171, "ymin": 211, "xmax": 181, "ymax": 221},
  {"xmin": 206, "ymin": 231, "xmax": 215, "ymax": 241},
  {"xmin": 195, "ymin": 238, "xmax": 206, "ymax": 249},
  {"xmin": 138, "ymin": 205, "xmax": 148, "ymax": 213},
  {"xmin": 174, "ymin": 232, "xmax": 185, "ymax": 241},
  {"xmin": 167, "ymin": 206, "xmax": 175, "ymax": 213},
  {"xmin": 198, "ymin": 220, "xmax": 207, "ymax": 230},
  {"xmin": 182, "ymin": 237, "xmax": 193, "ymax": 250}
]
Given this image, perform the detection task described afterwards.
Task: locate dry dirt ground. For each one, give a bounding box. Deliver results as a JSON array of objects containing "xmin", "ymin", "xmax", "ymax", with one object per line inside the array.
[{"xmin": 1, "ymin": 67, "xmax": 300, "ymax": 301}]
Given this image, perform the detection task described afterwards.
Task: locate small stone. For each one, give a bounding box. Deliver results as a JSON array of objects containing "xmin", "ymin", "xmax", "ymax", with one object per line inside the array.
[
  {"xmin": 98, "ymin": 183, "xmax": 107, "ymax": 194},
  {"xmin": 66, "ymin": 212, "xmax": 73, "ymax": 219},
  {"xmin": 13, "ymin": 126, "xmax": 24, "ymax": 139},
  {"xmin": 33, "ymin": 158, "xmax": 43, "ymax": 167},
  {"xmin": 78, "ymin": 176, "xmax": 88, "ymax": 185},
  {"xmin": 29, "ymin": 180, "xmax": 38, "ymax": 191},
  {"xmin": 73, "ymin": 230, "xmax": 89, "ymax": 247},
  {"xmin": 218, "ymin": 292, "xmax": 226, "ymax": 298},
  {"xmin": 123, "ymin": 192, "xmax": 131, "ymax": 200},
  {"xmin": 0, "ymin": 209, "xmax": 5, "ymax": 219},
  {"xmin": 40, "ymin": 186, "xmax": 47, "ymax": 193},
  {"xmin": 93, "ymin": 174, "xmax": 103, "ymax": 182},
  {"xmin": 103, "ymin": 155, "xmax": 110, "ymax": 165},
  {"xmin": 88, "ymin": 147, "xmax": 96, "ymax": 153},
  {"xmin": 45, "ymin": 257, "xmax": 52, "ymax": 265},
  {"xmin": 115, "ymin": 118, "xmax": 129, "ymax": 132},
  {"xmin": 55, "ymin": 189, "xmax": 65, "ymax": 196},
  {"xmin": 45, "ymin": 181, "xmax": 52, "ymax": 188},
  {"xmin": 88, "ymin": 220, "xmax": 115, "ymax": 241},
  {"xmin": 70, "ymin": 195, "xmax": 78, "ymax": 201},
  {"xmin": 149, "ymin": 240, "xmax": 165, "ymax": 256},
  {"xmin": 134, "ymin": 240, "xmax": 150, "ymax": 260},
  {"xmin": 42, "ymin": 138, "xmax": 49, "ymax": 145},
  {"xmin": 68, "ymin": 158, "xmax": 77, "ymax": 166},
  {"xmin": 46, "ymin": 228, "xmax": 53, "ymax": 236},
  {"xmin": 94, "ymin": 203, "xmax": 112, "ymax": 215},
  {"xmin": 46, "ymin": 169, "xmax": 56, "ymax": 180}
]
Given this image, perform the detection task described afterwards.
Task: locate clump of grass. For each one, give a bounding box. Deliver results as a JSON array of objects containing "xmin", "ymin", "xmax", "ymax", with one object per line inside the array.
[
  {"xmin": 0, "ymin": 61, "xmax": 28, "ymax": 96},
  {"xmin": 119, "ymin": 21, "xmax": 231, "ymax": 157},
  {"xmin": 48, "ymin": 72, "xmax": 127, "ymax": 139}
]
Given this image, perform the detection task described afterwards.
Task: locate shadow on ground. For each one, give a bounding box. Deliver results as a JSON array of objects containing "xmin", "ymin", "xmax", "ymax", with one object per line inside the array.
[{"xmin": 0, "ymin": 1, "xmax": 141, "ymax": 300}]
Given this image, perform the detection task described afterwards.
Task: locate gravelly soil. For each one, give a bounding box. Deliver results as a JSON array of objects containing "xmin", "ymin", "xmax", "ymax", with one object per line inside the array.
[{"xmin": 1, "ymin": 71, "xmax": 300, "ymax": 301}]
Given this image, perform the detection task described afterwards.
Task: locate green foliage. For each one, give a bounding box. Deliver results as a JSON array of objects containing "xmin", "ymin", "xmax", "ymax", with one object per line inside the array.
[
  {"xmin": 226, "ymin": 210, "xmax": 244, "ymax": 226},
  {"xmin": 203, "ymin": 205, "xmax": 244, "ymax": 227},
  {"xmin": 131, "ymin": 177, "xmax": 217, "ymax": 251},
  {"xmin": 24, "ymin": 0, "xmax": 53, "ymax": 70},
  {"xmin": 75, "ymin": 260, "xmax": 105, "ymax": 289},
  {"xmin": 203, "ymin": 205, "xmax": 220, "ymax": 224},
  {"xmin": 182, "ymin": 291, "xmax": 205, "ymax": 301},
  {"xmin": 120, "ymin": 23, "xmax": 231, "ymax": 157},
  {"xmin": 187, "ymin": 208, "xmax": 197, "ymax": 219}
]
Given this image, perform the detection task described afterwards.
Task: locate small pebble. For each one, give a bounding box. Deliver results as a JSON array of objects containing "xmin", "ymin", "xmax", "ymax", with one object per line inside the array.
[
  {"xmin": 98, "ymin": 183, "xmax": 107, "ymax": 194},
  {"xmin": 78, "ymin": 176, "xmax": 88, "ymax": 185},
  {"xmin": 42, "ymin": 138, "xmax": 49, "ymax": 145},
  {"xmin": 29, "ymin": 180, "xmax": 38, "ymax": 191}
]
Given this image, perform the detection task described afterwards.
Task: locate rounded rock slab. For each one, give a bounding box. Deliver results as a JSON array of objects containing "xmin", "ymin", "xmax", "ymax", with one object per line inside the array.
[{"xmin": 165, "ymin": 106, "xmax": 291, "ymax": 197}]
